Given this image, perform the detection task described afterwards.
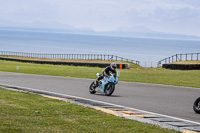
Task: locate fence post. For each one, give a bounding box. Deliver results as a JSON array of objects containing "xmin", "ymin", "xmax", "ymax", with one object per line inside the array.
[
  {"xmin": 186, "ymin": 54, "xmax": 187, "ymax": 61},
  {"xmin": 180, "ymin": 54, "xmax": 182, "ymax": 61},
  {"xmin": 191, "ymin": 53, "xmax": 193, "ymax": 60}
]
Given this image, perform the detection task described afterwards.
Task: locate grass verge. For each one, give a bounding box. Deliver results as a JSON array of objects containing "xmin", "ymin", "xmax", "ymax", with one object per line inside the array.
[
  {"xmin": 170, "ymin": 60, "xmax": 200, "ymax": 64},
  {"xmin": 0, "ymin": 59, "xmax": 200, "ymax": 88},
  {"xmin": 0, "ymin": 55, "xmax": 141, "ymax": 68},
  {"xmin": 0, "ymin": 88, "xmax": 179, "ymax": 133}
]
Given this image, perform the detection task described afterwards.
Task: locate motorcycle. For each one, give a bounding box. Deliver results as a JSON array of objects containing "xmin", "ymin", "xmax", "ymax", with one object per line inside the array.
[
  {"xmin": 89, "ymin": 72, "xmax": 118, "ymax": 96},
  {"xmin": 193, "ymin": 97, "xmax": 200, "ymax": 114}
]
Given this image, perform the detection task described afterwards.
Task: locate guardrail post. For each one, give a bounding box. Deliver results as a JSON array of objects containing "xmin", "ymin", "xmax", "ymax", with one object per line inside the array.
[
  {"xmin": 191, "ymin": 53, "xmax": 193, "ymax": 60},
  {"xmin": 186, "ymin": 54, "xmax": 188, "ymax": 61},
  {"xmin": 180, "ymin": 54, "xmax": 182, "ymax": 61},
  {"xmin": 137, "ymin": 61, "xmax": 140, "ymax": 66}
]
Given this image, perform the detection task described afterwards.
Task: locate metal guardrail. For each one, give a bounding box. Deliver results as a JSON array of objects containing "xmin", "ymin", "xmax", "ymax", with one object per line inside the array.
[
  {"xmin": 0, "ymin": 51, "xmax": 140, "ymax": 65},
  {"xmin": 0, "ymin": 57, "xmax": 130, "ymax": 69},
  {"xmin": 157, "ymin": 53, "xmax": 200, "ymax": 67}
]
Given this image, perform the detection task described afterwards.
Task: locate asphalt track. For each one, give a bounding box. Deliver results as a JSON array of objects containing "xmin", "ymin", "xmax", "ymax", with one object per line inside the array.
[{"xmin": 0, "ymin": 71, "xmax": 200, "ymax": 123}]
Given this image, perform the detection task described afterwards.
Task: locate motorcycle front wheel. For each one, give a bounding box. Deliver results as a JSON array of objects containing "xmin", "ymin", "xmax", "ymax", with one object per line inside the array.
[
  {"xmin": 193, "ymin": 97, "xmax": 200, "ymax": 114},
  {"xmin": 105, "ymin": 83, "xmax": 115, "ymax": 96},
  {"xmin": 89, "ymin": 82, "xmax": 96, "ymax": 94}
]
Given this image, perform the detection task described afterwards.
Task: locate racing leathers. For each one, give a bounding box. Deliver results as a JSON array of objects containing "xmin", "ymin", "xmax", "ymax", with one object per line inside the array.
[{"xmin": 96, "ymin": 66, "xmax": 116, "ymax": 85}]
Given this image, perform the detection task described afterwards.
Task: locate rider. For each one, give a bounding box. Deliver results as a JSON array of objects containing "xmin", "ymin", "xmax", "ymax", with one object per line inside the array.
[{"xmin": 95, "ymin": 62, "xmax": 117, "ymax": 86}]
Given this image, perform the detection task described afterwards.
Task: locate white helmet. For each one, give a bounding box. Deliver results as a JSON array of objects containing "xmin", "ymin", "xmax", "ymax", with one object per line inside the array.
[{"xmin": 110, "ymin": 62, "xmax": 117, "ymax": 70}]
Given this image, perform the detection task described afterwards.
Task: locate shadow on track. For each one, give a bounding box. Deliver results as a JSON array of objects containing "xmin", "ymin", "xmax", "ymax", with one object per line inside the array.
[{"xmin": 94, "ymin": 93, "xmax": 121, "ymax": 97}]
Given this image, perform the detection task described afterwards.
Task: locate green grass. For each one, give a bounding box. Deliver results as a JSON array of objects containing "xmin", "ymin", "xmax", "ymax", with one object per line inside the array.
[
  {"xmin": 0, "ymin": 59, "xmax": 200, "ymax": 88},
  {"xmin": 0, "ymin": 88, "xmax": 179, "ymax": 133}
]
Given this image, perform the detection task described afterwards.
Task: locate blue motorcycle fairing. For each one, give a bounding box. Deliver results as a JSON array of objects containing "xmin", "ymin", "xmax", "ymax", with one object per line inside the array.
[{"xmin": 98, "ymin": 75, "xmax": 118, "ymax": 92}]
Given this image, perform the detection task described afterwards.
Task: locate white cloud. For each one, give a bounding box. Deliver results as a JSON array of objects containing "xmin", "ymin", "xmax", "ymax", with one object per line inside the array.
[
  {"xmin": 0, "ymin": 0, "xmax": 200, "ymax": 35},
  {"xmin": 122, "ymin": 0, "xmax": 200, "ymax": 35}
]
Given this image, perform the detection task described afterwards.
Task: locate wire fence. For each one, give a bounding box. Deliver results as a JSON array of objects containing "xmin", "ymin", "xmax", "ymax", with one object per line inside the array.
[
  {"xmin": 157, "ymin": 53, "xmax": 200, "ymax": 67},
  {"xmin": 140, "ymin": 61, "xmax": 158, "ymax": 68},
  {"xmin": 0, "ymin": 51, "xmax": 140, "ymax": 65}
]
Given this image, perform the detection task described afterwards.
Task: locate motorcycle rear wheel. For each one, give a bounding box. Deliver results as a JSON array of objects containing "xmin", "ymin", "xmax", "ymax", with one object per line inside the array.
[
  {"xmin": 89, "ymin": 82, "xmax": 96, "ymax": 94},
  {"xmin": 105, "ymin": 83, "xmax": 115, "ymax": 96},
  {"xmin": 193, "ymin": 97, "xmax": 200, "ymax": 114}
]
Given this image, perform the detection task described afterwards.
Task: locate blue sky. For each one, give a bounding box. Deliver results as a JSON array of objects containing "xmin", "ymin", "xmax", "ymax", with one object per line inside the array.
[{"xmin": 0, "ymin": 0, "xmax": 200, "ymax": 36}]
